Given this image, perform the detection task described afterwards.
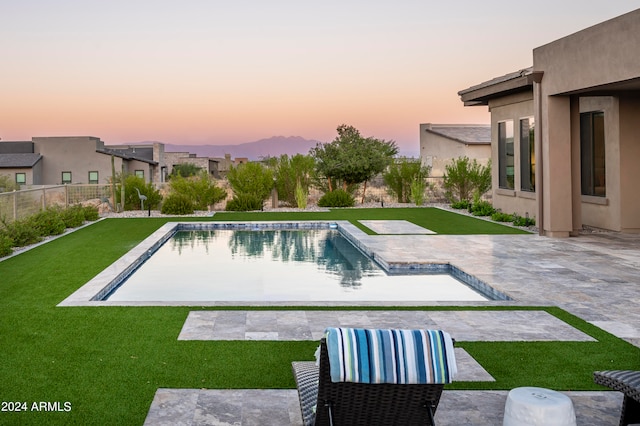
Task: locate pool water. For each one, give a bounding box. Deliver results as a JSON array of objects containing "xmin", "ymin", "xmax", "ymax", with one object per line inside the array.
[{"xmin": 106, "ymin": 229, "xmax": 488, "ymax": 302}]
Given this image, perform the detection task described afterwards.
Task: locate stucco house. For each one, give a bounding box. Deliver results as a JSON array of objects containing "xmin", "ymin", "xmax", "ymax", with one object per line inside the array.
[
  {"xmin": 0, "ymin": 137, "xmax": 161, "ymax": 187},
  {"xmin": 458, "ymin": 9, "xmax": 640, "ymax": 236},
  {"xmin": 419, "ymin": 124, "xmax": 491, "ymax": 178},
  {"xmin": 0, "ymin": 137, "xmax": 247, "ymax": 188}
]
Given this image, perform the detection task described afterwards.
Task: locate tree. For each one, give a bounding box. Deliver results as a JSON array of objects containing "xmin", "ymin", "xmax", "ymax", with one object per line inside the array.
[
  {"xmin": 443, "ymin": 157, "xmax": 492, "ymax": 203},
  {"xmin": 383, "ymin": 157, "xmax": 430, "ymax": 203},
  {"xmin": 311, "ymin": 125, "xmax": 398, "ymax": 202}
]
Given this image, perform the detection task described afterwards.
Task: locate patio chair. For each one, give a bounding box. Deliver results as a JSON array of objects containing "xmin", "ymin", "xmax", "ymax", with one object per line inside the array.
[
  {"xmin": 291, "ymin": 327, "xmax": 457, "ymax": 426},
  {"xmin": 593, "ymin": 370, "xmax": 640, "ymax": 426}
]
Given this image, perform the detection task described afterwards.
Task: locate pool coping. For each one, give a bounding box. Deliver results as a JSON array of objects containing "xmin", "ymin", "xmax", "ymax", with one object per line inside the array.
[{"xmin": 57, "ymin": 221, "xmax": 512, "ymax": 307}]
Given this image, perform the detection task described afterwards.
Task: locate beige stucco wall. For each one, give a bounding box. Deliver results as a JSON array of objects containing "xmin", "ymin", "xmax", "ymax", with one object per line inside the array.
[
  {"xmin": 33, "ymin": 137, "xmax": 117, "ymax": 185},
  {"xmin": 487, "ymin": 92, "xmax": 537, "ymax": 218},
  {"xmin": 619, "ymin": 96, "xmax": 640, "ymax": 232},
  {"xmin": 533, "ymin": 10, "xmax": 640, "ymax": 96},
  {"xmin": 579, "ymin": 97, "xmax": 621, "ymax": 231},
  {"xmin": 533, "ymin": 8, "xmax": 640, "ymax": 235},
  {"xmin": 419, "ymin": 125, "xmax": 490, "ymax": 178}
]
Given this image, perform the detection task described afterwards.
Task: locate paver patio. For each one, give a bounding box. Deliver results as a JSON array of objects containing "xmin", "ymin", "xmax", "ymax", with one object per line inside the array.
[{"xmin": 134, "ymin": 221, "xmax": 640, "ymax": 425}]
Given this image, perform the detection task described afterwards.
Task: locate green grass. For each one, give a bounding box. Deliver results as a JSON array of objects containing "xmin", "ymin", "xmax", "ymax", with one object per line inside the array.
[
  {"xmin": 211, "ymin": 207, "xmax": 530, "ymax": 235},
  {"xmin": 0, "ymin": 209, "xmax": 637, "ymax": 425}
]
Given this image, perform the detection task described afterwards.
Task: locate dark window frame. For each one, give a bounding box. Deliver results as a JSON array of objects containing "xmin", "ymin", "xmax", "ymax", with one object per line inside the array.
[
  {"xmin": 580, "ymin": 111, "xmax": 606, "ymax": 197},
  {"xmin": 498, "ymin": 120, "xmax": 515, "ymax": 190},
  {"xmin": 519, "ymin": 117, "xmax": 535, "ymax": 192}
]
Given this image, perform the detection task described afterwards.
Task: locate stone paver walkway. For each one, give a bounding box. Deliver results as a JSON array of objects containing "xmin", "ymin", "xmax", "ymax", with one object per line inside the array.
[{"xmin": 177, "ymin": 310, "xmax": 595, "ymax": 342}]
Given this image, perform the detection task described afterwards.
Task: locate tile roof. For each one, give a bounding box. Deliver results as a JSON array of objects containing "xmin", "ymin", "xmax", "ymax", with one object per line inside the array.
[
  {"xmin": 424, "ymin": 125, "xmax": 491, "ymax": 144},
  {"xmin": 0, "ymin": 153, "xmax": 43, "ymax": 168}
]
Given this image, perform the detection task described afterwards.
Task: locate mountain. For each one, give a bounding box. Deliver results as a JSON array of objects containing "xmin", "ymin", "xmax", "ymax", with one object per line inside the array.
[{"xmin": 163, "ymin": 136, "xmax": 322, "ymax": 160}]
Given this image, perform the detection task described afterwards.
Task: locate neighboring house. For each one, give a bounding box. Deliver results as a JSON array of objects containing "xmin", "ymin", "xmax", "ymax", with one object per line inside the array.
[
  {"xmin": 0, "ymin": 142, "xmax": 43, "ymax": 188},
  {"xmin": 419, "ymin": 124, "xmax": 491, "ymax": 178},
  {"xmin": 458, "ymin": 9, "xmax": 640, "ymax": 236},
  {"xmin": 0, "ymin": 137, "xmax": 247, "ymax": 187}
]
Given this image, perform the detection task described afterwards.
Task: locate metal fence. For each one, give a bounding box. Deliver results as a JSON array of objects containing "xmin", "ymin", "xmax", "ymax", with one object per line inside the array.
[{"xmin": 0, "ymin": 184, "xmax": 113, "ymax": 223}]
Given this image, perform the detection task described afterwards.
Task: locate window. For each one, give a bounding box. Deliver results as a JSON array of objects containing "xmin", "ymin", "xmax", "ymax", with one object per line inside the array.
[
  {"xmin": 580, "ymin": 111, "xmax": 605, "ymax": 197},
  {"xmin": 15, "ymin": 173, "xmax": 26, "ymax": 185},
  {"xmin": 519, "ymin": 117, "xmax": 535, "ymax": 192},
  {"xmin": 88, "ymin": 171, "xmax": 99, "ymax": 184},
  {"xmin": 498, "ymin": 120, "xmax": 514, "ymax": 189},
  {"xmin": 61, "ymin": 172, "xmax": 72, "ymax": 184},
  {"xmin": 135, "ymin": 170, "xmax": 144, "ymax": 179}
]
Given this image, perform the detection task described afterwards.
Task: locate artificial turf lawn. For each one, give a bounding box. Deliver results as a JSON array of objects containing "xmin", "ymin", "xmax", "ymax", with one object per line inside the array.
[{"xmin": 0, "ymin": 209, "xmax": 638, "ymax": 425}]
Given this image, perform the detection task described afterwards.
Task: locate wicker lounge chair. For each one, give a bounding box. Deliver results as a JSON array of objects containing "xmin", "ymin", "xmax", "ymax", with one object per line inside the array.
[
  {"xmin": 594, "ymin": 370, "xmax": 640, "ymax": 426},
  {"xmin": 292, "ymin": 328, "xmax": 456, "ymax": 426}
]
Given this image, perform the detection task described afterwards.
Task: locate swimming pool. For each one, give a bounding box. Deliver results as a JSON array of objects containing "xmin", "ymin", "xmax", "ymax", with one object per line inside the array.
[{"xmin": 59, "ymin": 221, "xmax": 511, "ymax": 306}]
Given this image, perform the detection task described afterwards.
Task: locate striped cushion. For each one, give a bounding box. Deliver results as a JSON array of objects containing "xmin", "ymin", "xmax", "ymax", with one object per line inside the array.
[{"xmin": 325, "ymin": 327, "xmax": 457, "ymax": 384}]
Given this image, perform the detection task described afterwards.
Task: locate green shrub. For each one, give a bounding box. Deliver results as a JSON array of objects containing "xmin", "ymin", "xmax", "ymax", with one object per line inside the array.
[
  {"xmin": 169, "ymin": 163, "xmax": 202, "ymax": 178},
  {"xmin": 491, "ymin": 212, "xmax": 514, "ymax": 222},
  {"xmin": 470, "ymin": 200, "xmax": 495, "ymax": 217},
  {"xmin": 225, "ymin": 193, "xmax": 264, "ymax": 211},
  {"xmin": 61, "ymin": 205, "xmax": 86, "ymax": 228},
  {"xmin": 81, "ymin": 205, "xmax": 100, "ymax": 221},
  {"xmin": 167, "ymin": 172, "xmax": 226, "ymax": 210},
  {"xmin": 0, "ymin": 232, "xmax": 14, "ymax": 257},
  {"xmin": 443, "ymin": 157, "xmax": 492, "ymax": 203},
  {"xmin": 115, "ymin": 174, "xmax": 162, "ymax": 210},
  {"xmin": 317, "ymin": 189, "xmax": 355, "ymax": 208},
  {"xmin": 3, "ymin": 218, "xmax": 42, "ymax": 247},
  {"xmin": 227, "ymin": 162, "xmax": 274, "ymax": 203},
  {"xmin": 513, "ymin": 213, "xmax": 536, "ymax": 227},
  {"xmin": 32, "ymin": 208, "xmax": 66, "ymax": 236},
  {"xmin": 383, "ymin": 157, "xmax": 430, "ymax": 203},
  {"xmin": 451, "ymin": 199, "xmax": 471, "ymax": 210},
  {"xmin": 161, "ymin": 193, "xmax": 195, "ymax": 215}
]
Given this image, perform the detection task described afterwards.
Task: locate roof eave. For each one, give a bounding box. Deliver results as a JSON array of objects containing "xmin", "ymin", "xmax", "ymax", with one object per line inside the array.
[{"xmin": 459, "ymin": 70, "xmax": 543, "ymax": 106}]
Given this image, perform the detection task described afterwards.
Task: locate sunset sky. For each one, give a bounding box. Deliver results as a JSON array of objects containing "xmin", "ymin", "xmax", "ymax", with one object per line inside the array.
[{"xmin": 1, "ymin": 1, "xmax": 636, "ymax": 154}]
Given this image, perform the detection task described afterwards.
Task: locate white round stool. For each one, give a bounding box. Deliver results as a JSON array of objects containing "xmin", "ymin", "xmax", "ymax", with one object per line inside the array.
[{"xmin": 503, "ymin": 387, "xmax": 576, "ymax": 426}]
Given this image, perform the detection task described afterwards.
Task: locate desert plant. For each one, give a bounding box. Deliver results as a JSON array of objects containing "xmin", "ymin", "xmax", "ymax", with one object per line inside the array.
[
  {"xmin": 115, "ymin": 174, "xmax": 162, "ymax": 210},
  {"xmin": 32, "ymin": 208, "xmax": 66, "ymax": 236},
  {"xmin": 294, "ymin": 180, "xmax": 308, "ymax": 209},
  {"xmin": 491, "ymin": 211, "xmax": 514, "ymax": 222},
  {"xmin": 513, "ymin": 213, "xmax": 536, "ymax": 227},
  {"xmin": 61, "ymin": 205, "xmax": 87, "ymax": 228},
  {"xmin": 317, "ymin": 189, "xmax": 355, "ymax": 208},
  {"xmin": 410, "ymin": 179, "xmax": 427, "ymax": 206},
  {"xmin": 81, "ymin": 205, "xmax": 100, "ymax": 221},
  {"xmin": 469, "ymin": 200, "xmax": 495, "ymax": 216},
  {"xmin": 225, "ymin": 193, "xmax": 264, "ymax": 211},
  {"xmin": 271, "ymin": 154, "xmax": 315, "ymax": 207},
  {"xmin": 1, "ymin": 218, "xmax": 42, "ymax": 247},
  {"xmin": 451, "ymin": 199, "xmax": 471, "ymax": 210},
  {"xmin": 384, "ymin": 157, "xmax": 430, "ymax": 203},
  {"xmin": 227, "ymin": 162, "xmax": 274, "ymax": 204},
  {"xmin": 167, "ymin": 172, "xmax": 226, "ymax": 210},
  {"xmin": 443, "ymin": 157, "xmax": 491, "ymax": 203},
  {"xmin": 0, "ymin": 232, "xmax": 13, "ymax": 257},
  {"xmin": 169, "ymin": 163, "xmax": 202, "ymax": 178},
  {"xmin": 0, "ymin": 174, "xmax": 20, "ymax": 192},
  {"xmin": 161, "ymin": 193, "xmax": 195, "ymax": 215}
]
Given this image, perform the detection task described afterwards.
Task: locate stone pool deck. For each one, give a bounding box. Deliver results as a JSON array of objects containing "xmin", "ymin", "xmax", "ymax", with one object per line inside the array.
[{"xmin": 140, "ymin": 224, "xmax": 640, "ymax": 425}]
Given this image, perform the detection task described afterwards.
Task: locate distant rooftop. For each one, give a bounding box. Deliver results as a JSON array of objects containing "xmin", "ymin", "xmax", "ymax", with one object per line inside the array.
[
  {"xmin": 422, "ymin": 124, "xmax": 491, "ymax": 144},
  {"xmin": 0, "ymin": 153, "xmax": 43, "ymax": 168}
]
